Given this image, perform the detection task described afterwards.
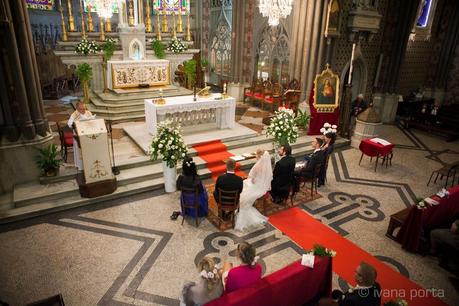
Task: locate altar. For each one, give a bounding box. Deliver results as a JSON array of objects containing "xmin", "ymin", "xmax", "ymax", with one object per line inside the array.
[
  {"xmin": 145, "ymin": 94, "xmax": 236, "ymax": 135},
  {"xmin": 107, "ymin": 59, "xmax": 170, "ymax": 90}
]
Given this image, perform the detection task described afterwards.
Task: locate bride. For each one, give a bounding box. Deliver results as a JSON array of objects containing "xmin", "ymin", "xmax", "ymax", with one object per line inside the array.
[{"xmin": 235, "ymin": 149, "xmax": 273, "ymax": 231}]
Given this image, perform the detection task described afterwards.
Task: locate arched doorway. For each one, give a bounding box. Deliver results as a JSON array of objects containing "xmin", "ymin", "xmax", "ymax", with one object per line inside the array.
[{"xmin": 340, "ymin": 56, "xmax": 368, "ymax": 102}]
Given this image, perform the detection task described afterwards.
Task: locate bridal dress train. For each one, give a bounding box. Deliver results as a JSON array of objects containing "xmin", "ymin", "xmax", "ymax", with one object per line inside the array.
[{"xmin": 235, "ymin": 152, "xmax": 273, "ymax": 231}]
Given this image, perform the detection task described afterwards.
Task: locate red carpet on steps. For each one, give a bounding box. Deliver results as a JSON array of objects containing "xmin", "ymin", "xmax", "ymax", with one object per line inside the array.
[
  {"xmin": 269, "ymin": 208, "xmax": 447, "ymax": 306},
  {"xmin": 192, "ymin": 140, "xmax": 246, "ymax": 180}
]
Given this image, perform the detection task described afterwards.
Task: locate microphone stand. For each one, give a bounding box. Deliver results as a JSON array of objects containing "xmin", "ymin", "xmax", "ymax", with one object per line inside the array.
[{"xmin": 106, "ymin": 105, "xmax": 120, "ymax": 175}]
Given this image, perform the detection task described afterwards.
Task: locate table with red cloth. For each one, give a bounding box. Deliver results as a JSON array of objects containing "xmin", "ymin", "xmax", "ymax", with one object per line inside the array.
[
  {"xmin": 396, "ymin": 184, "xmax": 459, "ymax": 253},
  {"xmin": 358, "ymin": 138, "xmax": 395, "ymax": 172},
  {"xmin": 205, "ymin": 257, "xmax": 332, "ymax": 306}
]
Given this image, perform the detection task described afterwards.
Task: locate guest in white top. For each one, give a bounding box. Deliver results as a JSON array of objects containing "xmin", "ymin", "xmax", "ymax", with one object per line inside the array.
[{"xmin": 67, "ymin": 101, "xmax": 94, "ymax": 171}]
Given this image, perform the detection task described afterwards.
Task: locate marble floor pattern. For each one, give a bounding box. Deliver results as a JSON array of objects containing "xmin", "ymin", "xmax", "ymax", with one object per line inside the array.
[{"xmin": 1, "ymin": 125, "xmax": 459, "ymax": 305}]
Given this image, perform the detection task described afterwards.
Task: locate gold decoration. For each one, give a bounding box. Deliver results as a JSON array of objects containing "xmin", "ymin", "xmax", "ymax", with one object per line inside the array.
[
  {"xmin": 161, "ymin": 2, "xmax": 168, "ymax": 32},
  {"xmin": 66, "ymin": 0, "xmax": 76, "ymax": 32},
  {"xmin": 99, "ymin": 17, "xmax": 105, "ymax": 41},
  {"xmin": 185, "ymin": 11, "xmax": 192, "ymax": 41},
  {"xmin": 105, "ymin": 18, "xmax": 112, "ymax": 32},
  {"xmin": 87, "ymin": 5, "xmax": 94, "ymax": 32},
  {"xmin": 128, "ymin": 0, "xmax": 135, "ymax": 26},
  {"xmin": 313, "ymin": 64, "xmax": 340, "ymax": 113},
  {"xmin": 79, "ymin": 0, "xmax": 86, "ymax": 38},
  {"xmin": 156, "ymin": 11, "xmax": 162, "ymax": 40},
  {"xmin": 154, "ymin": 98, "xmax": 166, "ymax": 105},
  {"xmin": 59, "ymin": 4, "xmax": 68, "ymax": 41},
  {"xmin": 171, "ymin": 11, "xmax": 176, "ymax": 39},
  {"xmin": 177, "ymin": 7, "xmax": 183, "ymax": 32},
  {"xmin": 145, "ymin": 0, "xmax": 152, "ymax": 32},
  {"xmin": 139, "ymin": 0, "xmax": 144, "ymax": 24},
  {"xmin": 197, "ymin": 86, "xmax": 211, "ymax": 97}
]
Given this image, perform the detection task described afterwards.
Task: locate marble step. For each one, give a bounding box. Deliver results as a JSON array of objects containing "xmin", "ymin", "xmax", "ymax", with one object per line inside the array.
[{"xmin": 93, "ymin": 88, "xmax": 191, "ymax": 101}]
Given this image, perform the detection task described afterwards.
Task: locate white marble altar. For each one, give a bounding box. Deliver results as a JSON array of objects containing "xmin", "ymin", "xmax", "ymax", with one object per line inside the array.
[
  {"xmin": 107, "ymin": 59, "xmax": 170, "ymax": 89},
  {"xmin": 145, "ymin": 94, "xmax": 236, "ymax": 135}
]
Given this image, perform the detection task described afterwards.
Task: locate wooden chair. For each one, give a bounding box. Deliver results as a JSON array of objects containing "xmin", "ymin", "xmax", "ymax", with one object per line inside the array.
[
  {"xmin": 283, "ymin": 78, "xmax": 301, "ymax": 114},
  {"xmin": 386, "ymin": 207, "xmax": 411, "ymax": 240},
  {"xmin": 180, "ymin": 186, "xmax": 201, "ymax": 227},
  {"xmin": 427, "ymin": 162, "xmax": 458, "ymax": 188},
  {"xmin": 297, "ymin": 163, "xmax": 322, "ymax": 197},
  {"xmin": 252, "ymin": 80, "xmax": 268, "ymax": 108},
  {"xmin": 243, "ymin": 78, "xmax": 260, "ymax": 103},
  {"xmin": 56, "ymin": 122, "xmax": 74, "ymax": 162},
  {"xmin": 216, "ymin": 188, "xmax": 240, "ymax": 228},
  {"xmin": 263, "ymin": 82, "xmax": 281, "ymax": 111}
]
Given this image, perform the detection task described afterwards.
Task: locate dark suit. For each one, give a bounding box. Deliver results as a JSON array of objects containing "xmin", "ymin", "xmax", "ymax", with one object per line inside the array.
[
  {"xmin": 271, "ymin": 155, "xmax": 296, "ymax": 201},
  {"xmin": 335, "ymin": 283, "xmax": 381, "ymax": 306},
  {"xmin": 298, "ymin": 150, "xmax": 324, "ymax": 179},
  {"xmin": 213, "ymin": 172, "xmax": 243, "ymax": 203}
]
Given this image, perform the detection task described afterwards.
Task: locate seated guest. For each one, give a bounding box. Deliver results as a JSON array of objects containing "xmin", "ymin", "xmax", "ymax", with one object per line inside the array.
[
  {"xmin": 297, "ymin": 138, "xmax": 325, "ymax": 180},
  {"xmin": 180, "ymin": 256, "xmax": 223, "ymax": 306},
  {"xmin": 350, "ymin": 94, "xmax": 368, "ymax": 133},
  {"xmin": 271, "ymin": 144, "xmax": 296, "ymax": 203},
  {"xmin": 176, "ymin": 157, "xmax": 208, "ymax": 218},
  {"xmin": 213, "ymin": 159, "xmax": 243, "ymax": 218},
  {"xmin": 318, "ymin": 132, "xmax": 336, "ymax": 186},
  {"xmin": 430, "ymin": 219, "xmax": 459, "ymax": 274},
  {"xmin": 320, "ymin": 262, "xmax": 381, "ymax": 306},
  {"xmin": 221, "ymin": 241, "xmax": 262, "ymax": 293}
]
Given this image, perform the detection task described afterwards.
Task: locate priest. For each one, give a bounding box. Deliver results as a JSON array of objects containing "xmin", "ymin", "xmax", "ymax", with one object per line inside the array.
[{"xmin": 67, "ymin": 101, "xmax": 94, "ymax": 171}]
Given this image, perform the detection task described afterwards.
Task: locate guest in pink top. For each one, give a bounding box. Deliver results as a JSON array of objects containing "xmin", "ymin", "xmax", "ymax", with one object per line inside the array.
[{"xmin": 221, "ymin": 241, "xmax": 262, "ymax": 293}]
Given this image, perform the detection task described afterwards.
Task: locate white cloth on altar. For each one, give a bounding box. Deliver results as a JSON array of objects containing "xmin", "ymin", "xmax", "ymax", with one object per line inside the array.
[
  {"xmin": 67, "ymin": 110, "xmax": 94, "ymax": 170},
  {"xmin": 235, "ymin": 151, "xmax": 273, "ymax": 231},
  {"xmin": 144, "ymin": 94, "xmax": 236, "ymax": 135}
]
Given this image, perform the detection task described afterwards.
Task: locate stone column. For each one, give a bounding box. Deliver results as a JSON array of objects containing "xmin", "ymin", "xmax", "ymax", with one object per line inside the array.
[
  {"xmin": 230, "ymin": 0, "xmax": 245, "ymax": 83},
  {"xmin": 289, "ymin": 0, "xmax": 328, "ymax": 99}
]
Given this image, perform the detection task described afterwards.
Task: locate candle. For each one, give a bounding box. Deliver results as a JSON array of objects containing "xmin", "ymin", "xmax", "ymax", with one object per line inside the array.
[
  {"xmin": 348, "ymin": 43, "xmax": 356, "ymax": 85},
  {"xmin": 223, "ymin": 83, "xmax": 227, "ymax": 94}
]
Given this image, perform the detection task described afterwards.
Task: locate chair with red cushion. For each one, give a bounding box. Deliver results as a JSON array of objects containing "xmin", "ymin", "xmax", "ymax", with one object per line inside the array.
[
  {"xmin": 261, "ymin": 81, "xmax": 274, "ymax": 111},
  {"xmin": 265, "ymin": 82, "xmax": 283, "ymax": 112},
  {"xmin": 244, "ymin": 78, "xmax": 260, "ymax": 103},
  {"xmin": 56, "ymin": 122, "xmax": 73, "ymax": 162}
]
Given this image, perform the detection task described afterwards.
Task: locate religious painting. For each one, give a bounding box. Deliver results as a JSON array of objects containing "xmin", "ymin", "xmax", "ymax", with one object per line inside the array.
[
  {"xmin": 26, "ymin": 0, "xmax": 54, "ymax": 10},
  {"xmin": 325, "ymin": 0, "xmax": 341, "ymax": 37},
  {"xmin": 83, "ymin": 0, "xmax": 119, "ymax": 14},
  {"xmin": 153, "ymin": 0, "xmax": 189, "ymax": 14},
  {"xmin": 313, "ymin": 65, "xmax": 340, "ymax": 113},
  {"xmin": 416, "ymin": 0, "xmax": 432, "ymax": 28}
]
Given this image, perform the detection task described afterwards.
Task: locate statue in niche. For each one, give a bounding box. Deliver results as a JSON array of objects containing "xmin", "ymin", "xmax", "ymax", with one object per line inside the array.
[
  {"xmin": 129, "ymin": 40, "xmax": 143, "ymax": 60},
  {"xmin": 327, "ymin": 0, "xmax": 340, "ymax": 32}
]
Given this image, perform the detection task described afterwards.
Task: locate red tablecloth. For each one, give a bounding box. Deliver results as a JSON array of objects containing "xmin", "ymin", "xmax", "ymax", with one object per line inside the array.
[
  {"xmin": 205, "ymin": 257, "xmax": 332, "ymax": 306},
  {"xmin": 359, "ymin": 138, "xmax": 394, "ymax": 157},
  {"xmin": 307, "ymin": 86, "xmax": 340, "ymax": 135},
  {"xmin": 396, "ymin": 185, "xmax": 459, "ymax": 252}
]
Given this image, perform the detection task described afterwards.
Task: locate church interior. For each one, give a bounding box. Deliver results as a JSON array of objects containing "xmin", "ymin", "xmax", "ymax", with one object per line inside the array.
[{"xmin": 1, "ymin": 0, "xmax": 459, "ymax": 305}]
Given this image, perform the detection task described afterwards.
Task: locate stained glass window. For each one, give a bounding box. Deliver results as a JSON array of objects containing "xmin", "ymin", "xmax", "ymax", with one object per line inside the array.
[
  {"xmin": 416, "ymin": 0, "xmax": 432, "ymax": 28},
  {"xmin": 83, "ymin": 0, "xmax": 119, "ymax": 14},
  {"xmin": 153, "ymin": 0, "xmax": 190, "ymax": 14},
  {"xmin": 26, "ymin": 0, "xmax": 55, "ymax": 11}
]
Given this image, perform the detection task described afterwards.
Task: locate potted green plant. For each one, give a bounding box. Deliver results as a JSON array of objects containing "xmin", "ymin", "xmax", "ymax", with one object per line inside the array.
[
  {"xmin": 36, "ymin": 144, "xmax": 62, "ymax": 177},
  {"xmin": 294, "ymin": 108, "xmax": 311, "ymax": 131},
  {"xmin": 151, "ymin": 39, "xmax": 166, "ymax": 59},
  {"xmin": 184, "ymin": 59, "xmax": 197, "ymax": 89},
  {"xmin": 150, "ymin": 120, "xmax": 188, "ymax": 192},
  {"xmin": 75, "ymin": 63, "xmax": 93, "ymax": 103},
  {"xmin": 101, "ymin": 38, "xmax": 117, "ymax": 93}
]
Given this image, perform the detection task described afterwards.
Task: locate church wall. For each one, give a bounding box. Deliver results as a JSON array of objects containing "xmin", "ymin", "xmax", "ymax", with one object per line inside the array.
[{"xmin": 445, "ymin": 40, "xmax": 459, "ymax": 105}]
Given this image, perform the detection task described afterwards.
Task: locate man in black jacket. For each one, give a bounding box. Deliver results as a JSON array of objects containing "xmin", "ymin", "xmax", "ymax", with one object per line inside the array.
[
  {"xmin": 270, "ymin": 144, "xmax": 296, "ymax": 203},
  {"xmin": 297, "ymin": 138, "xmax": 325, "ymax": 179},
  {"xmin": 213, "ymin": 159, "xmax": 243, "ymax": 204}
]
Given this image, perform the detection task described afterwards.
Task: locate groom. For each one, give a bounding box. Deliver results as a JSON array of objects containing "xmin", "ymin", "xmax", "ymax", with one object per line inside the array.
[
  {"xmin": 271, "ymin": 144, "xmax": 296, "ymax": 204},
  {"xmin": 214, "ymin": 159, "xmax": 243, "ymax": 218}
]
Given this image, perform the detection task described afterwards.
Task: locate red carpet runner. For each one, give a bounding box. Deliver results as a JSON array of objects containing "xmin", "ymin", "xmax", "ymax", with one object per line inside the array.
[
  {"xmin": 269, "ymin": 208, "xmax": 447, "ymax": 306},
  {"xmin": 193, "ymin": 140, "xmax": 246, "ymax": 180}
]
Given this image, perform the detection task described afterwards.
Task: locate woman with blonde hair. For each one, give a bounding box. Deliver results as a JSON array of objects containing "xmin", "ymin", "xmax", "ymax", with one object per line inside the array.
[{"xmin": 180, "ymin": 256, "xmax": 223, "ymax": 306}]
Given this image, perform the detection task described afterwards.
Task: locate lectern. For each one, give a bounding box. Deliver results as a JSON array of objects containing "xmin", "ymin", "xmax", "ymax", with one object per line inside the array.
[{"xmin": 74, "ymin": 118, "xmax": 117, "ymax": 198}]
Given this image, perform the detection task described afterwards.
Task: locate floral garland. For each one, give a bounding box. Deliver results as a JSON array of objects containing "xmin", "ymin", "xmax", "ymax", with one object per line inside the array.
[
  {"xmin": 383, "ymin": 298, "xmax": 408, "ymax": 306},
  {"xmin": 168, "ymin": 38, "xmax": 187, "ymax": 53},
  {"xmin": 267, "ymin": 107, "xmax": 299, "ymax": 145},
  {"xmin": 75, "ymin": 38, "xmax": 100, "ymax": 55},
  {"xmin": 150, "ymin": 120, "xmax": 188, "ymax": 168},
  {"xmin": 320, "ymin": 122, "xmax": 338, "ymax": 135},
  {"xmin": 307, "ymin": 243, "xmax": 337, "ymax": 257}
]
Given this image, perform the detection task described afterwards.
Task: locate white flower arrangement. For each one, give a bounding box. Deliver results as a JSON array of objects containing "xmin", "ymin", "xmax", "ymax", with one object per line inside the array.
[
  {"xmin": 168, "ymin": 38, "xmax": 187, "ymax": 53},
  {"xmin": 267, "ymin": 107, "xmax": 299, "ymax": 145},
  {"xmin": 416, "ymin": 200, "xmax": 427, "ymax": 210},
  {"xmin": 319, "ymin": 122, "xmax": 338, "ymax": 135},
  {"xmin": 199, "ymin": 268, "xmax": 218, "ymax": 279},
  {"xmin": 307, "ymin": 244, "xmax": 337, "ymax": 257},
  {"xmin": 150, "ymin": 120, "xmax": 188, "ymax": 168},
  {"xmin": 75, "ymin": 38, "xmax": 100, "ymax": 55}
]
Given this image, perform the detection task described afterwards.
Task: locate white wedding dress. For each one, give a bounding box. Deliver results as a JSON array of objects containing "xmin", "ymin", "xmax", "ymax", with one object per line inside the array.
[{"xmin": 235, "ymin": 151, "xmax": 273, "ymax": 231}]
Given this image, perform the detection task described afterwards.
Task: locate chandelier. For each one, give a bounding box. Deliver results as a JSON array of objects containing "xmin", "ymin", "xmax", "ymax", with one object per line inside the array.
[{"xmin": 258, "ymin": 0, "xmax": 294, "ymax": 26}]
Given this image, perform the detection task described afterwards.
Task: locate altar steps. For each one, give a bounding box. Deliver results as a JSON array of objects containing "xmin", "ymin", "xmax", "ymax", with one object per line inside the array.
[{"xmin": 1, "ymin": 135, "xmax": 351, "ymax": 224}]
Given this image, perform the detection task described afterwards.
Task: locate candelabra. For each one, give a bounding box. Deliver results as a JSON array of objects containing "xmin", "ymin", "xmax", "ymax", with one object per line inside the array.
[
  {"xmin": 185, "ymin": 11, "xmax": 192, "ymax": 41},
  {"xmin": 87, "ymin": 5, "xmax": 94, "ymax": 32},
  {"xmin": 145, "ymin": 0, "xmax": 152, "ymax": 32},
  {"xmin": 59, "ymin": 4, "xmax": 68, "ymax": 41},
  {"xmin": 79, "ymin": 0, "xmax": 86, "ymax": 38},
  {"xmin": 99, "ymin": 17, "xmax": 105, "ymax": 41},
  {"xmin": 161, "ymin": 2, "xmax": 168, "ymax": 32},
  {"xmin": 128, "ymin": 0, "xmax": 135, "ymax": 26},
  {"xmin": 67, "ymin": 0, "xmax": 76, "ymax": 31},
  {"xmin": 171, "ymin": 11, "xmax": 177, "ymax": 39},
  {"xmin": 177, "ymin": 8, "xmax": 183, "ymax": 32},
  {"xmin": 105, "ymin": 18, "xmax": 112, "ymax": 32},
  {"xmin": 156, "ymin": 12, "xmax": 162, "ymax": 40}
]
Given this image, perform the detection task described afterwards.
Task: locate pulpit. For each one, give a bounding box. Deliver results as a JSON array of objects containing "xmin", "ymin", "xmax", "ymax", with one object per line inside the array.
[{"xmin": 74, "ymin": 119, "xmax": 117, "ymax": 198}]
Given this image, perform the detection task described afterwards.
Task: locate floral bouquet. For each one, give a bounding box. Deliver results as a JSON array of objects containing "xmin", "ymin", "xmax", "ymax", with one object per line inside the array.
[
  {"xmin": 150, "ymin": 120, "xmax": 188, "ymax": 168},
  {"xmin": 267, "ymin": 107, "xmax": 299, "ymax": 145},
  {"xmin": 384, "ymin": 298, "xmax": 408, "ymax": 306},
  {"xmin": 75, "ymin": 38, "xmax": 100, "ymax": 55},
  {"xmin": 307, "ymin": 243, "xmax": 337, "ymax": 257},
  {"xmin": 416, "ymin": 200, "xmax": 428, "ymax": 210},
  {"xmin": 319, "ymin": 122, "xmax": 338, "ymax": 135},
  {"xmin": 168, "ymin": 39, "xmax": 187, "ymax": 53}
]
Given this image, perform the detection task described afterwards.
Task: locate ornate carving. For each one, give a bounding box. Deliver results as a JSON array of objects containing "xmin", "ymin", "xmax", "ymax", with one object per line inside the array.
[{"xmin": 111, "ymin": 61, "xmax": 170, "ymax": 89}]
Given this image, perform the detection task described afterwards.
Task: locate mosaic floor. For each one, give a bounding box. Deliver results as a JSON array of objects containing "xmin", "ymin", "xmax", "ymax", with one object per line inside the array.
[{"xmin": 2, "ymin": 105, "xmax": 459, "ymax": 305}]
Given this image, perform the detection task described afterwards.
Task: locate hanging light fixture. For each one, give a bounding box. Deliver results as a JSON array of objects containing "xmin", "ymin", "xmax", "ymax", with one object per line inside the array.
[{"xmin": 258, "ymin": 0, "xmax": 294, "ymax": 26}]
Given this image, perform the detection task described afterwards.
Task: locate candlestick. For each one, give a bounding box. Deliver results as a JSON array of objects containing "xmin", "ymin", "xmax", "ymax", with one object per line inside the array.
[
  {"xmin": 99, "ymin": 17, "xmax": 105, "ymax": 41},
  {"xmin": 161, "ymin": 2, "xmax": 168, "ymax": 32},
  {"xmin": 177, "ymin": 7, "xmax": 183, "ymax": 32},
  {"xmin": 171, "ymin": 11, "xmax": 177, "ymax": 39},
  {"xmin": 87, "ymin": 5, "xmax": 94, "ymax": 32},
  {"xmin": 156, "ymin": 10, "xmax": 162, "ymax": 40},
  {"xmin": 67, "ymin": 0, "xmax": 75, "ymax": 32},
  {"xmin": 59, "ymin": 2, "xmax": 68, "ymax": 41},
  {"xmin": 128, "ymin": 0, "xmax": 135, "ymax": 26},
  {"xmin": 105, "ymin": 17, "xmax": 112, "ymax": 32},
  {"xmin": 348, "ymin": 43, "xmax": 356, "ymax": 85},
  {"xmin": 145, "ymin": 0, "xmax": 152, "ymax": 32},
  {"xmin": 79, "ymin": 0, "xmax": 86, "ymax": 38}
]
